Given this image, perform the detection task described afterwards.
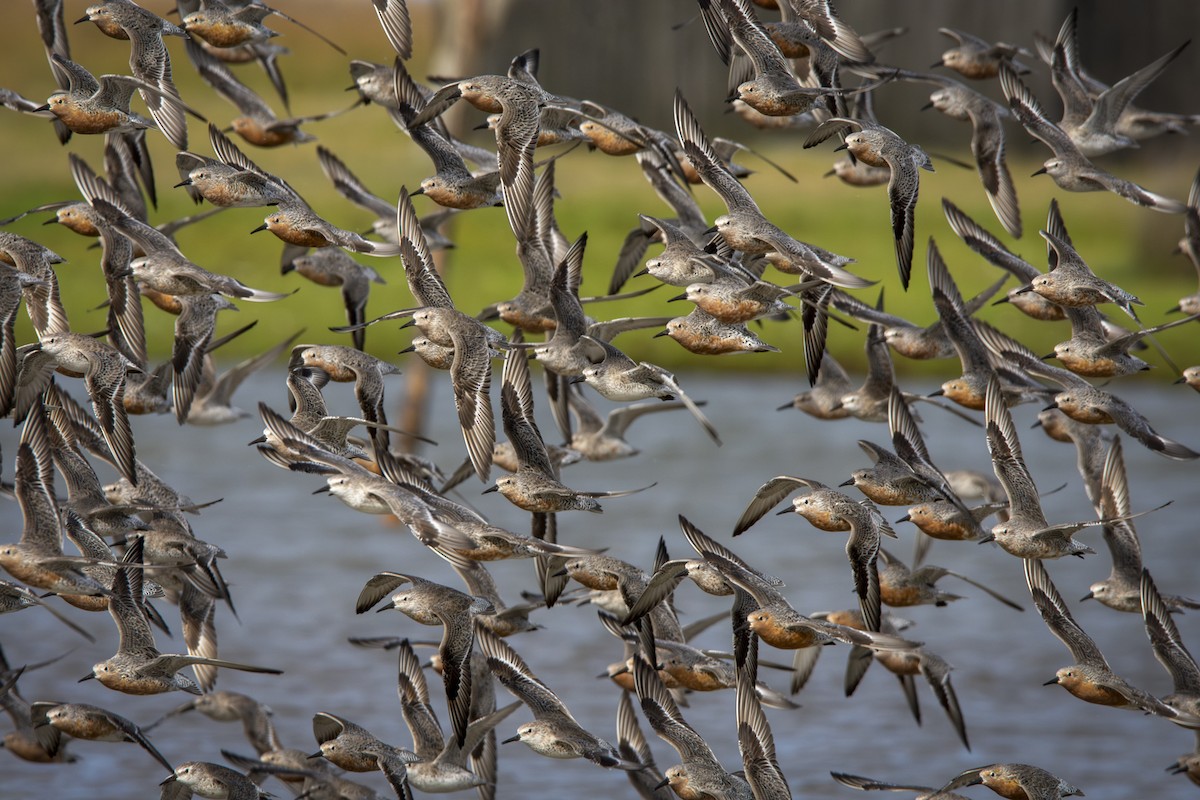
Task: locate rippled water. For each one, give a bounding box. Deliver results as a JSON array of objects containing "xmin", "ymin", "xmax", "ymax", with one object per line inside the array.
[{"xmin": 2, "ymin": 370, "xmax": 1197, "ymax": 799}]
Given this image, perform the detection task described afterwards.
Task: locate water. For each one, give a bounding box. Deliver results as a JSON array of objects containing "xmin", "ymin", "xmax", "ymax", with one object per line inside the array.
[{"xmin": 2, "ymin": 370, "xmax": 1197, "ymax": 799}]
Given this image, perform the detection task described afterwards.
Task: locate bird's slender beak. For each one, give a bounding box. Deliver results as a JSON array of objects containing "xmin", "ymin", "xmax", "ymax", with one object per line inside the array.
[
  {"xmin": 375, "ymin": 604, "xmax": 395, "ymax": 613},
  {"xmin": 930, "ymin": 59, "xmax": 944, "ymax": 68},
  {"xmin": 1041, "ymin": 353, "xmax": 1056, "ymax": 361},
  {"xmin": 1042, "ymin": 403, "xmax": 1059, "ymax": 412},
  {"xmin": 247, "ymin": 435, "xmax": 267, "ymax": 445},
  {"xmin": 928, "ymin": 388, "xmax": 945, "ymax": 397},
  {"xmin": 1043, "ymin": 677, "xmax": 1059, "ymax": 686},
  {"xmin": 312, "ymin": 486, "xmax": 331, "ymax": 495},
  {"xmin": 1175, "ymin": 376, "xmax": 1187, "ymax": 384},
  {"xmin": 667, "ymin": 293, "xmax": 686, "ymax": 303},
  {"xmin": 1080, "ymin": 591, "xmax": 1094, "ymax": 601},
  {"xmin": 42, "ymin": 216, "xmax": 58, "ymax": 225},
  {"xmin": 919, "ymin": 101, "xmax": 934, "ymax": 112},
  {"xmin": 834, "ymin": 143, "xmax": 848, "ymax": 152},
  {"xmin": 776, "ymin": 400, "xmax": 794, "ymax": 411},
  {"xmin": 1013, "ymin": 285, "xmax": 1034, "ymax": 294},
  {"xmin": 78, "ymin": 672, "xmax": 95, "ymax": 683},
  {"xmin": 1168, "ymin": 762, "xmax": 1188, "ymax": 774},
  {"xmin": 703, "ymin": 224, "xmax": 718, "ymax": 236},
  {"xmin": 173, "ymin": 179, "xmax": 192, "ymax": 188},
  {"xmin": 308, "ymin": 750, "xmax": 325, "ymax": 760},
  {"xmin": 775, "ymin": 508, "xmax": 794, "ymax": 516},
  {"xmin": 399, "ymin": 318, "xmax": 417, "ymax": 330},
  {"xmin": 34, "ymin": 104, "xmax": 51, "ymax": 113},
  {"xmin": 501, "ymin": 735, "xmax": 521, "ymax": 744},
  {"xmin": 896, "ymin": 514, "xmax": 910, "ymax": 523},
  {"xmin": 653, "ymin": 330, "xmax": 670, "ymax": 338},
  {"xmin": 159, "ymin": 775, "xmax": 178, "ymax": 786},
  {"xmin": 655, "ymin": 777, "xmax": 672, "ymax": 790},
  {"xmin": 249, "ymin": 223, "xmax": 269, "ymax": 234},
  {"xmin": 822, "ymin": 168, "xmax": 836, "ymax": 178},
  {"xmin": 839, "ymin": 478, "xmax": 855, "ymax": 487},
  {"xmin": 1031, "ymin": 167, "xmax": 1047, "ymax": 176},
  {"xmin": 75, "ymin": 14, "xmax": 90, "ymax": 24},
  {"xmin": 991, "ymin": 296, "xmax": 1010, "ymax": 306},
  {"xmin": 398, "ymin": 345, "xmax": 416, "ymax": 355},
  {"xmin": 481, "ymin": 485, "xmax": 499, "ymax": 495},
  {"xmin": 411, "ymin": 187, "xmax": 425, "ymax": 196}
]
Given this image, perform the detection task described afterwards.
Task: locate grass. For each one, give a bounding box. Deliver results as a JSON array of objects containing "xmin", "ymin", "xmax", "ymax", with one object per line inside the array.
[{"xmin": 3, "ymin": 3, "xmax": 1199, "ymax": 380}]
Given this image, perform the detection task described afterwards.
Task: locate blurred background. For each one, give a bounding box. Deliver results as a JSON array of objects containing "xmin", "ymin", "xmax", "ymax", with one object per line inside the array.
[
  {"xmin": 1, "ymin": 0, "xmax": 1198, "ymax": 375},
  {"xmin": 3, "ymin": 3, "xmax": 1200, "ymax": 799}
]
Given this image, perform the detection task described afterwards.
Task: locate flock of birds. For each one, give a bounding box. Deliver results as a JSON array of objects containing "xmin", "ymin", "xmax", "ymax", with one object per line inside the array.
[{"xmin": 2, "ymin": 0, "xmax": 1200, "ymax": 798}]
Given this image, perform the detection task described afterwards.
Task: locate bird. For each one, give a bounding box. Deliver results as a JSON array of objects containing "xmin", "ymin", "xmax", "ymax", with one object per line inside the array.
[
  {"xmin": 997, "ymin": 340, "xmax": 1200, "ymax": 460},
  {"xmin": 1021, "ymin": 228, "xmax": 1144, "ymax": 322},
  {"xmin": 1045, "ymin": 8, "xmax": 1189, "ymax": 157},
  {"xmin": 1025, "ymin": 557, "xmax": 1193, "ymax": 723},
  {"xmin": 159, "ymin": 761, "xmax": 271, "ymax": 800},
  {"xmin": 75, "ymin": 0, "xmax": 191, "ymax": 150},
  {"xmin": 1141, "ymin": 568, "xmax": 1200, "ymax": 725},
  {"xmin": 576, "ymin": 334, "xmax": 721, "ymax": 445},
  {"xmin": 854, "ymin": 64, "xmax": 1021, "ymax": 237},
  {"xmin": 674, "ymin": 89, "xmax": 869, "ymax": 291},
  {"xmin": 289, "ymin": 343, "xmax": 400, "ymax": 452},
  {"xmin": 933, "ymin": 27, "xmax": 1031, "ymax": 79},
  {"xmin": 30, "ymin": 701, "xmax": 172, "ymax": 770},
  {"xmin": 185, "ymin": 37, "xmax": 344, "ymax": 147},
  {"xmin": 151, "ymin": 690, "xmax": 279, "ymax": 756},
  {"xmin": 0, "ymin": 579, "xmax": 94, "ymax": 640},
  {"xmin": 181, "ymin": 0, "xmax": 345, "ymax": 54},
  {"xmin": 476, "ymin": 627, "xmax": 640, "ymax": 769},
  {"xmin": 1083, "ymin": 436, "xmax": 1198, "ymax": 612},
  {"xmin": 700, "ymin": 0, "xmax": 867, "ymax": 119},
  {"xmin": 804, "ymin": 117, "xmax": 934, "ymax": 289},
  {"xmin": 832, "ymin": 770, "xmax": 972, "ymax": 799},
  {"xmin": 876, "ymin": 546, "xmax": 1024, "ymax": 611},
  {"xmin": 999, "ymin": 63, "xmax": 1186, "ymax": 214},
  {"xmin": 632, "ymin": 654, "xmax": 754, "ymax": 800},
  {"xmin": 388, "ymin": 637, "xmax": 519, "ymax": 794},
  {"xmin": 16, "ymin": 331, "xmax": 141, "ymax": 486},
  {"xmin": 309, "ymin": 712, "xmax": 422, "ymax": 799},
  {"xmin": 938, "ymin": 763, "xmax": 1083, "ymax": 800},
  {"xmin": 406, "ymin": 67, "xmax": 545, "ymax": 238},
  {"xmin": 174, "ymin": 123, "xmax": 293, "ymax": 208},
  {"xmin": 356, "ymin": 571, "xmax": 493, "ymax": 747},
  {"xmin": 486, "ymin": 344, "xmax": 652, "ymax": 513},
  {"xmin": 335, "ymin": 188, "xmax": 506, "ymax": 481},
  {"xmin": 982, "ymin": 374, "xmax": 1102, "ymax": 559},
  {"xmin": 82, "ymin": 541, "xmax": 283, "ymax": 695}
]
